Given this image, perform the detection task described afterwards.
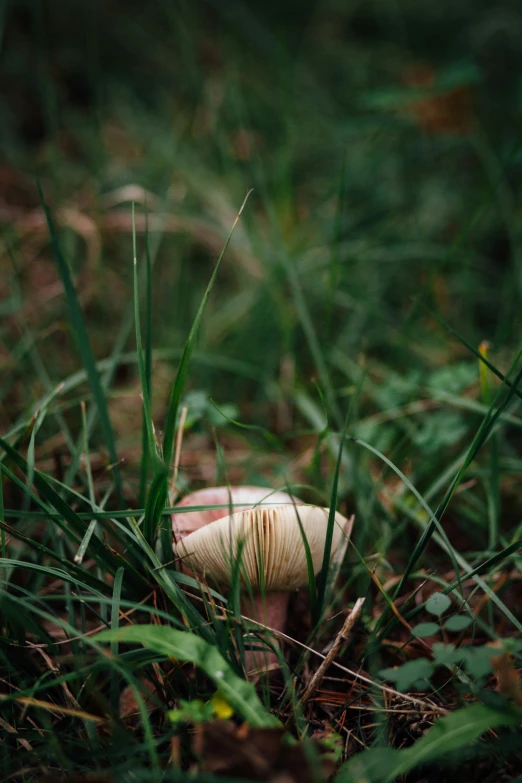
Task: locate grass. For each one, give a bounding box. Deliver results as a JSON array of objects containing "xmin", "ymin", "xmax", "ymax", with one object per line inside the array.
[{"xmin": 2, "ymin": 0, "xmax": 522, "ymax": 780}]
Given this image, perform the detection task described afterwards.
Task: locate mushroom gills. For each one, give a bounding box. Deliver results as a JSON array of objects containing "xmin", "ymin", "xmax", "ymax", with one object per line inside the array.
[{"xmin": 175, "ymin": 505, "xmax": 345, "ymax": 591}]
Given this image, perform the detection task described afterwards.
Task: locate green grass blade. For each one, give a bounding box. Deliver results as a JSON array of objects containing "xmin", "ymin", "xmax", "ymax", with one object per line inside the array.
[
  {"xmin": 162, "ymin": 190, "xmax": 252, "ymax": 469},
  {"xmin": 110, "ymin": 566, "xmax": 125, "ymax": 708},
  {"xmin": 74, "ymin": 519, "xmax": 98, "ymax": 565},
  {"xmin": 0, "ymin": 520, "xmax": 108, "ymax": 592},
  {"xmin": 317, "ymin": 407, "xmax": 350, "ymax": 616},
  {"xmin": 209, "ymin": 397, "xmax": 284, "ymax": 451},
  {"xmin": 139, "ymin": 206, "xmax": 154, "ymax": 506},
  {"xmin": 37, "ymin": 182, "xmax": 123, "ymax": 504},
  {"xmin": 126, "ymin": 515, "xmax": 212, "ymax": 635},
  {"xmin": 133, "ymin": 203, "xmax": 160, "ymax": 469},
  {"xmin": 0, "ymin": 435, "xmax": 142, "ymax": 583},
  {"xmin": 293, "ymin": 502, "xmax": 319, "ymax": 626},
  {"xmin": 143, "ymin": 469, "xmax": 169, "ymax": 545}
]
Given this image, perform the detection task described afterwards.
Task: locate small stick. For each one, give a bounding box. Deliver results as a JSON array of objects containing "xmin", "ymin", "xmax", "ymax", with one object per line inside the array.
[
  {"xmin": 171, "ymin": 405, "xmax": 188, "ymax": 497},
  {"xmin": 298, "ymin": 597, "xmax": 365, "ymax": 711}
]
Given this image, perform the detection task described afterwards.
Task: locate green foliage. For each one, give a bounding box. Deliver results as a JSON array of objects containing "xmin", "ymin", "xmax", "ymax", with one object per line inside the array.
[
  {"xmin": 3, "ymin": 0, "xmax": 522, "ymax": 779},
  {"xmin": 380, "ymin": 630, "xmax": 522, "ymax": 694},
  {"xmin": 380, "ymin": 658, "xmax": 434, "ymax": 692},
  {"xmin": 425, "ymin": 592, "xmax": 452, "ymax": 617},
  {"xmin": 95, "ymin": 624, "xmax": 281, "ymax": 728},
  {"xmin": 411, "ymin": 622, "xmax": 440, "ymax": 638},
  {"xmin": 337, "ymin": 704, "xmax": 522, "ymax": 783},
  {"xmin": 445, "ymin": 614, "xmax": 473, "ymax": 632}
]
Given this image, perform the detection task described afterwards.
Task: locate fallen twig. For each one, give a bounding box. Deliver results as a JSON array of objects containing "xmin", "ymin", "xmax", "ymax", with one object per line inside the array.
[{"xmin": 298, "ymin": 597, "xmax": 365, "ymax": 711}]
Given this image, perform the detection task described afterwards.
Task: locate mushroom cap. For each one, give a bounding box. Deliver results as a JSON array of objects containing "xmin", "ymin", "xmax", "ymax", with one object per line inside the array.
[
  {"xmin": 175, "ymin": 504, "xmax": 348, "ymax": 591},
  {"xmin": 172, "ymin": 485, "xmax": 302, "ymax": 541}
]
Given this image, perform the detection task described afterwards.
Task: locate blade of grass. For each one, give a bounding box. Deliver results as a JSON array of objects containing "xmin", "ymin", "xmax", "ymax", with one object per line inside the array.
[
  {"xmin": 110, "ymin": 567, "xmax": 125, "ymax": 709},
  {"xmin": 293, "ymin": 501, "xmax": 319, "ymax": 626},
  {"xmin": 37, "ymin": 182, "xmax": 123, "ymax": 504},
  {"xmin": 0, "ymin": 435, "xmax": 145, "ymax": 585},
  {"xmin": 351, "ymin": 435, "xmax": 522, "ymax": 635},
  {"xmin": 133, "ymin": 203, "xmax": 161, "ymax": 469},
  {"xmin": 316, "ymin": 408, "xmax": 349, "ymax": 617},
  {"xmin": 209, "ymin": 397, "xmax": 284, "ymax": 451},
  {"xmin": 479, "ymin": 341, "xmax": 500, "ymax": 550},
  {"xmin": 74, "ymin": 400, "xmax": 99, "ymax": 565},
  {"xmin": 0, "ymin": 520, "xmax": 108, "ymax": 593},
  {"xmin": 162, "ymin": 190, "xmax": 252, "ymax": 470},
  {"xmin": 126, "ymin": 515, "xmax": 212, "ymax": 636},
  {"xmin": 143, "ymin": 469, "xmax": 169, "ymax": 545},
  {"xmin": 139, "ymin": 205, "xmax": 155, "ymax": 506}
]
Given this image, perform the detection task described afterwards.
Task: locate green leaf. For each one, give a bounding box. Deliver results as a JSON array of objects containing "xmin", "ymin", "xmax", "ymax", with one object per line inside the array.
[
  {"xmin": 462, "ymin": 646, "xmax": 496, "ymax": 679},
  {"xmin": 379, "ymin": 658, "xmax": 434, "ymax": 692},
  {"xmin": 336, "ymin": 704, "xmax": 522, "ymax": 783},
  {"xmin": 412, "ymin": 411, "xmax": 468, "ymax": 454},
  {"xmin": 432, "ymin": 642, "xmax": 462, "ymax": 667},
  {"xmin": 426, "ymin": 592, "xmax": 452, "ymax": 617},
  {"xmin": 95, "ymin": 624, "xmax": 280, "ymax": 728},
  {"xmin": 444, "ymin": 615, "xmax": 473, "ymax": 632},
  {"xmin": 411, "ymin": 622, "xmax": 440, "ymax": 638}
]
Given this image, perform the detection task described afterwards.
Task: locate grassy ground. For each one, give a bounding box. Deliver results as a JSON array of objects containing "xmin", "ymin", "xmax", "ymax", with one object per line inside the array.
[{"xmin": 2, "ymin": 1, "xmax": 522, "ymax": 780}]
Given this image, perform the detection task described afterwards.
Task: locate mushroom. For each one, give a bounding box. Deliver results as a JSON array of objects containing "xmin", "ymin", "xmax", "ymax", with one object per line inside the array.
[
  {"xmin": 174, "ymin": 503, "xmax": 351, "ymax": 671},
  {"xmin": 172, "ymin": 485, "xmax": 301, "ymax": 542}
]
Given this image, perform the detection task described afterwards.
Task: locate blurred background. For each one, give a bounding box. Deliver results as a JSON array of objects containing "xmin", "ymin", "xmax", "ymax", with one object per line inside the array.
[{"xmin": 2, "ymin": 0, "xmax": 522, "ymax": 550}]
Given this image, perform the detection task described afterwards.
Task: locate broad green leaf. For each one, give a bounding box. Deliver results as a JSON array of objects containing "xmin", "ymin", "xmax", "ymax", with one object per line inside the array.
[
  {"xmin": 426, "ymin": 592, "xmax": 452, "ymax": 617},
  {"xmin": 337, "ymin": 704, "xmax": 522, "ymax": 783},
  {"xmin": 95, "ymin": 624, "xmax": 280, "ymax": 728},
  {"xmin": 412, "ymin": 622, "xmax": 440, "ymax": 638},
  {"xmin": 445, "ymin": 615, "xmax": 473, "ymax": 632}
]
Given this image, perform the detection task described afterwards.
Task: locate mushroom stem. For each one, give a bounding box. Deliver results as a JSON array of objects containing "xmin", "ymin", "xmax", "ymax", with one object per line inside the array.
[{"xmin": 241, "ymin": 591, "xmax": 290, "ymax": 671}]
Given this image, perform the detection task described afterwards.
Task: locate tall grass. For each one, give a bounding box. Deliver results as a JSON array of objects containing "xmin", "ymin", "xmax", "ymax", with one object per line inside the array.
[{"xmin": 2, "ymin": 0, "xmax": 522, "ymax": 780}]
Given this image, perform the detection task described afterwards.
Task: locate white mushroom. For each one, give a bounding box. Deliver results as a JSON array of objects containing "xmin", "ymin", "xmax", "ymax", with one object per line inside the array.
[{"xmin": 175, "ymin": 503, "xmax": 351, "ymax": 671}]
